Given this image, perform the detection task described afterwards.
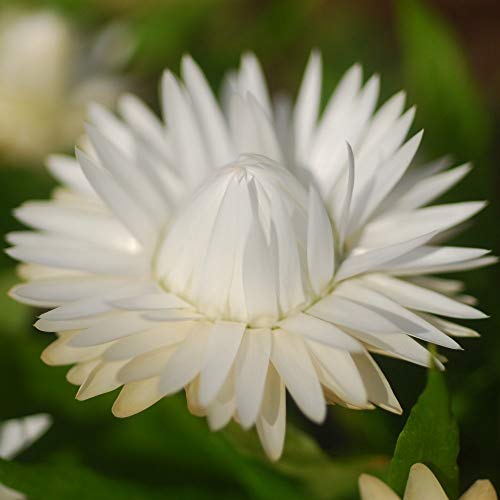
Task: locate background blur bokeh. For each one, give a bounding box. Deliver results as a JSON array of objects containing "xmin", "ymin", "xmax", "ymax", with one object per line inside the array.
[{"xmin": 0, "ymin": 0, "xmax": 498, "ymax": 498}]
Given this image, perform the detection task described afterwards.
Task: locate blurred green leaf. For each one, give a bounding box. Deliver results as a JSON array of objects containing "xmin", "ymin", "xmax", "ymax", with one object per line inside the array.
[
  {"xmin": 387, "ymin": 368, "xmax": 459, "ymax": 498},
  {"xmin": 0, "ymin": 457, "xmax": 224, "ymax": 500},
  {"xmin": 0, "ymin": 270, "xmax": 32, "ymax": 335},
  {"xmin": 397, "ymin": 0, "xmax": 491, "ymax": 159},
  {"xmin": 226, "ymin": 420, "xmax": 387, "ymax": 500}
]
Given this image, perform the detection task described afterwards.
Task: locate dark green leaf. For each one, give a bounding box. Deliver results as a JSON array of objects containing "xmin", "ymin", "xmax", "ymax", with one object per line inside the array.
[{"xmin": 387, "ymin": 368, "xmax": 459, "ymax": 498}]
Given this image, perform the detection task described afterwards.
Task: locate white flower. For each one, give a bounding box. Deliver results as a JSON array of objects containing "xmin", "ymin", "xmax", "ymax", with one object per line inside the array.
[
  {"xmin": 0, "ymin": 9, "xmax": 132, "ymax": 163},
  {"xmin": 0, "ymin": 413, "xmax": 52, "ymax": 460},
  {"xmin": 7, "ymin": 52, "xmax": 494, "ymax": 460},
  {"xmin": 0, "ymin": 414, "xmax": 52, "ymax": 500},
  {"xmin": 359, "ymin": 463, "xmax": 498, "ymax": 500}
]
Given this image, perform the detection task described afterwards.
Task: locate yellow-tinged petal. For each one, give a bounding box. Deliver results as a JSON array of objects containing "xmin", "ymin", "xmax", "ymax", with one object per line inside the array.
[
  {"xmin": 459, "ymin": 480, "xmax": 498, "ymax": 500},
  {"xmin": 403, "ymin": 464, "xmax": 448, "ymax": 500},
  {"xmin": 359, "ymin": 474, "xmax": 401, "ymax": 500}
]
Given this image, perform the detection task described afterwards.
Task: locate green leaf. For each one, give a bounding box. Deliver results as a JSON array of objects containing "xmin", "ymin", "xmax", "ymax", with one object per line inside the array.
[
  {"xmin": 387, "ymin": 369, "xmax": 459, "ymax": 498},
  {"xmin": 396, "ymin": 0, "xmax": 491, "ymax": 159}
]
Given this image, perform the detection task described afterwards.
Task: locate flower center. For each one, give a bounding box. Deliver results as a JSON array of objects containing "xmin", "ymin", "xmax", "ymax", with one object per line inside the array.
[{"xmin": 155, "ymin": 155, "xmax": 314, "ymax": 327}]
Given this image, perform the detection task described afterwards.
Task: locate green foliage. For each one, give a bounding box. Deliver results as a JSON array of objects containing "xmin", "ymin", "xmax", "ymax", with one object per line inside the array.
[
  {"xmin": 396, "ymin": 0, "xmax": 491, "ymax": 160},
  {"xmin": 387, "ymin": 369, "xmax": 459, "ymax": 498},
  {"xmin": 225, "ymin": 422, "xmax": 387, "ymax": 500},
  {"xmin": 0, "ymin": 458, "xmax": 224, "ymax": 500}
]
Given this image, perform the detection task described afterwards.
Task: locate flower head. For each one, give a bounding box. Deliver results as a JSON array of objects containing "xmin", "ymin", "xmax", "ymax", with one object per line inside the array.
[
  {"xmin": 7, "ymin": 52, "xmax": 494, "ymax": 460},
  {"xmin": 359, "ymin": 463, "xmax": 498, "ymax": 500}
]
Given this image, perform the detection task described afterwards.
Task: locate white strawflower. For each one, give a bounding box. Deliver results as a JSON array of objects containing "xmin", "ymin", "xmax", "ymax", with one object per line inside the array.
[
  {"xmin": 7, "ymin": 52, "xmax": 494, "ymax": 460},
  {"xmin": 0, "ymin": 8, "xmax": 132, "ymax": 163}
]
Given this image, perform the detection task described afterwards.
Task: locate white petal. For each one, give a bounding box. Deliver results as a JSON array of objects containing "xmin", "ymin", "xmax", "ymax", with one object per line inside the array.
[
  {"xmin": 39, "ymin": 282, "xmax": 156, "ymax": 320},
  {"xmin": 235, "ymin": 328, "xmax": 271, "ymax": 428},
  {"xmin": 336, "ymin": 143, "xmax": 355, "ymax": 245},
  {"xmin": 118, "ymin": 93, "xmax": 171, "ymax": 159},
  {"xmin": 386, "ymin": 163, "xmax": 472, "ymax": 213},
  {"xmin": 118, "ymin": 345, "xmax": 177, "ymax": 383},
  {"xmin": 309, "ymin": 294, "xmax": 400, "ymax": 335},
  {"xmin": 359, "ymin": 474, "xmax": 400, "ymax": 500},
  {"xmin": 256, "ymin": 365, "xmax": 286, "ymax": 461},
  {"xmin": 307, "ymin": 185, "xmax": 335, "ymax": 295},
  {"xmin": 158, "ymin": 324, "xmax": 212, "ymax": 395},
  {"xmin": 86, "ymin": 124, "xmax": 166, "ymax": 225},
  {"xmin": 403, "ymin": 463, "xmax": 448, "ymax": 500},
  {"xmin": 41, "ymin": 333, "xmax": 109, "ymax": 365},
  {"xmin": 352, "ymin": 352, "xmax": 402, "ymax": 414},
  {"xmin": 198, "ymin": 321, "xmax": 245, "ymax": 407},
  {"xmin": 14, "ymin": 201, "xmax": 136, "ymax": 251},
  {"xmin": 112, "ymin": 378, "xmax": 163, "ymax": 418},
  {"xmin": 0, "ymin": 414, "xmax": 52, "ymax": 460},
  {"xmin": 419, "ymin": 313, "xmax": 480, "ymax": 338},
  {"xmin": 161, "ymin": 70, "xmax": 211, "ymax": 185},
  {"xmin": 247, "ymin": 94, "xmax": 284, "ymax": 162},
  {"xmin": 347, "ymin": 328, "xmax": 443, "ymax": 369},
  {"xmin": 359, "ymin": 202, "xmax": 485, "ymax": 249},
  {"xmin": 0, "ymin": 483, "xmax": 26, "ymax": 500},
  {"xmin": 381, "ymin": 246, "xmax": 492, "ymax": 275},
  {"xmin": 361, "ymin": 274, "xmax": 487, "ymax": 319},
  {"xmin": 69, "ymin": 312, "xmax": 153, "ymax": 347},
  {"xmin": 111, "ymin": 292, "xmax": 190, "ymax": 311},
  {"xmin": 77, "ymin": 148, "xmax": 156, "ymax": 248},
  {"xmin": 181, "ymin": 55, "xmax": 235, "ymax": 166},
  {"xmin": 76, "ymin": 360, "xmax": 127, "ymax": 400},
  {"xmin": 335, "ymin": 280, "xmax": 462, "ymax": 349},
  {"xmin": 88, "ymin": 102, "xmax": 133, "ymax": 155},
  {"xmin": 238, "ymin": 52, "xmax": 272, "ymax": 116},
  {"xmin": 293, "ymin": 50, "xmax": 322, "ymax": 163},
  {"xmin": 6, "ymin": 235, "xmax": 147, "ymax": 277},
  {"xmin": 66, "ymin": 360, "xmax": 100, "ymax": 385},
  {"xmin": 278, "ymin": 313, "xmax": 363, "ymax": 352},
  {"xmin": 206, "ymin": 371, "xmax": 235, "ymax": 431},
  {"xmin": 358, "ymin": 90, "xmax": 406, "ymax": 156},
  {"xmin": 103, "ymin": 323, "xmax": 191, "ymax": 360},
  {"xmin": 271, "ymin": 330, "xmax": 326, "ymax": 423},
  {"xmin": 8, "ymin": 276, "xmax": 130, "ymax": 307},
  {"xmin": 336, "ymin": 231, "xmax": 437, "ymax": 281},
  {"xmin": 46, "ymin": 154, "xmax": 95, "ymax": 197},
  {"xmin": 459, "ymin": 479, "xmax": 498, "ymax": 500},
  {"xmin": 310, "ymin": 63, "xmax": 362, "ymax": 181},
  {"xmin": 243, "ymin": 217, "xmax": 279, "ymax": 326},
  {"xmin": 357, "ymin": 131, "xmax": 423, "ymax": 226},
  {"xmin": 307, "ymin": 341, "xmax": 368, "ymax": 407}
]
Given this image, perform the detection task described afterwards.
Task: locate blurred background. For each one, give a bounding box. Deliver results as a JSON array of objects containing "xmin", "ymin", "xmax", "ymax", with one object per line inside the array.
[{"xmin": 0, "ymin": 0, "xmax": 498, "ymax": 498}]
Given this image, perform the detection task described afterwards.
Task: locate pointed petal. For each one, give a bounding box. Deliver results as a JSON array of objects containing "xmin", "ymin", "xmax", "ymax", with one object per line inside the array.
[
  {"xmin": 112, "ymin": 378, "xmax": 163, "ymax": 417},
  {"xmin": 307, "ymin": 185, "xmax": 335, "ymax": 295},
  {"xmin": 256, "ymin": 365, "xmax": 286, "ymax": 461},
  {"xmin": 359, "ymin": 474, "xmax": 401, "ymax": 500},
  {"xmin": 278, "ymin": 313, "xmax": 363, "ymax": 352},
  {"xmin": 271, "ymin": 330, "xmax": 326, "ymax": 423},
  {"xmin": 403, "ymin": 463, "xmax": 448, "ymax": 500},
  {"xmin": 198, "ymin": 321, "xmax": 245, "ymax": 407},
  {"xmin": 294, "ymin": 50, "xmax": 322, "ymax": 162},
  {"xmin": 235, "ymin": 328, "xmax": 271, "ymax": 428}
]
